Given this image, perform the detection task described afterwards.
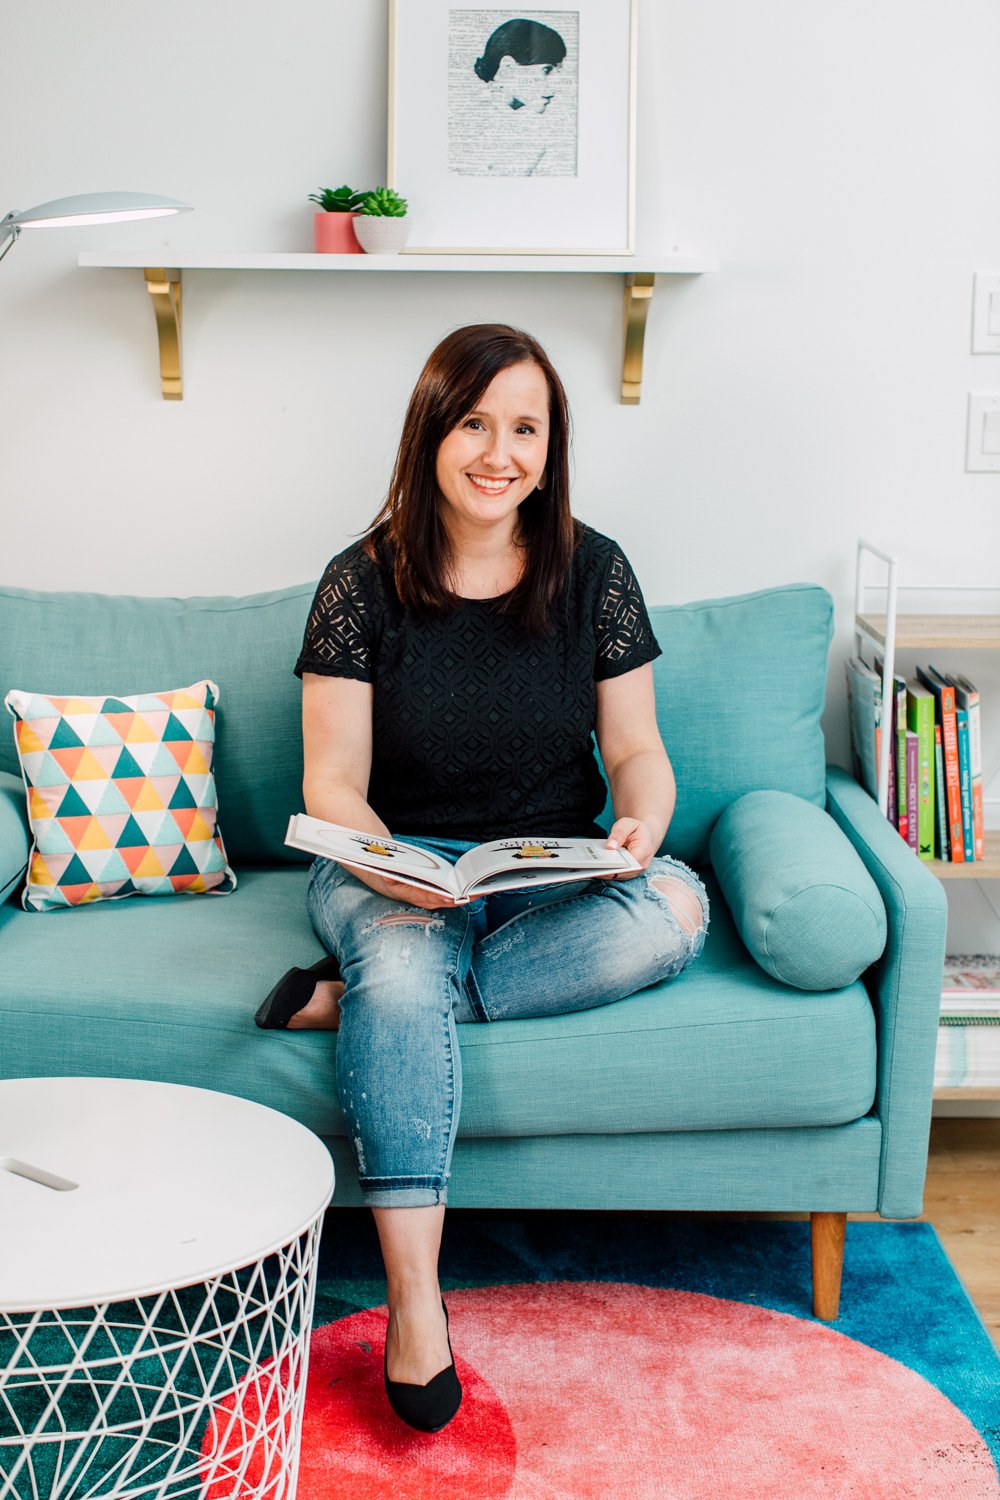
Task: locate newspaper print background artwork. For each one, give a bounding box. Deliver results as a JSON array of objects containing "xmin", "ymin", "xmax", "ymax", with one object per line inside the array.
[{"xmin": 448, "ymin": 10, "xmax": 579, "ymax": 177}]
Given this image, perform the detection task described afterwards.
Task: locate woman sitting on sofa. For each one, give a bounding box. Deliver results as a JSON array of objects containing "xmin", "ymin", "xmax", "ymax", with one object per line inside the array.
[{"xmin": 256, "ymin": 323, "xmax": 709, "ymax": 1432}]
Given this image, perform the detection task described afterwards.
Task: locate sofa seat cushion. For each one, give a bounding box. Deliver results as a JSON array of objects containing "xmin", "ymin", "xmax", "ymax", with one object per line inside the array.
[
  {"xmin": 0, "ymin": 869, "xmax": 875, "ymax": 1142},
  {"xmin": 0, "ymin": 866, "xmax": 341, "ymax": 1137},
  {"xmin": 456, "ymin": 871, "xmax": 876, "ymax": 1136}
]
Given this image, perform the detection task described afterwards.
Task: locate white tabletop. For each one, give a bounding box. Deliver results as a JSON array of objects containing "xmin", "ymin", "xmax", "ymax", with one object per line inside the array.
[{"xmin": 0, "ymin": 1078, "xmax": 334, "ymax": 1312}]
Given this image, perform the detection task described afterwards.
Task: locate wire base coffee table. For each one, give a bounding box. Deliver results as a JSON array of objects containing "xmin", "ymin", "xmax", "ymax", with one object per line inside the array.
[{"xmin": 0, "ymin": 1078, "xmax": 334, "ymax": 1499}]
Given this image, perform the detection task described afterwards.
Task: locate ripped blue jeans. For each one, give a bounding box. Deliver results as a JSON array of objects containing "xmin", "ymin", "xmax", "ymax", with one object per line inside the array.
[{"xmin": 306, "ymin": 836, "xmax": 709, "ymax": 1208}]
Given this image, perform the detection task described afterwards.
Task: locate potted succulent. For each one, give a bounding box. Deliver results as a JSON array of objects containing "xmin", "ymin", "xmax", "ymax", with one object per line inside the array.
[
  {"xmin": 308, "ymin": 185, "xmax": 366, "ymax": 254},
  {"xmin": 352, "ymin": 187, "xmax": 410, "ymax": 255}
]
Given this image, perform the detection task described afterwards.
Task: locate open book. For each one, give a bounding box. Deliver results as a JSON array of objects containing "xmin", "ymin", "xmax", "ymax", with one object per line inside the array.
[{"xmin": 285, "ymin": 814, "xmax": 639, "ymax": 902}]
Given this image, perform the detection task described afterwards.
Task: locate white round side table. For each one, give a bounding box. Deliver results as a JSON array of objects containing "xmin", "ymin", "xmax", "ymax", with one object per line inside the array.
[{"xmin": 0, "ymin": 1077, "xmax": 334, "ymax": 1500}]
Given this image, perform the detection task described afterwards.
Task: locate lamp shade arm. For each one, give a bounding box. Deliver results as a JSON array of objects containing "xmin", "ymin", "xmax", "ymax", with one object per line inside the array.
[{"xmin": 0, "ymin": 212, "xmax": 20, "ymax": 264}]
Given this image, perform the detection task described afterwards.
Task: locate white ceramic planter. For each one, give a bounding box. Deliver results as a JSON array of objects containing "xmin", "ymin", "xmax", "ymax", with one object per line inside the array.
[{"xmin": 353, "ymin": 216, "xmax": 410, "ymax": 255}]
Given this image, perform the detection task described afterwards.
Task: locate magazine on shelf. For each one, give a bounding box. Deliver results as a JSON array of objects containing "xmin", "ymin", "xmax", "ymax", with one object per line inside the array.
[
  {"xmin": 937, "ymin": 959, "xmax": 1000, "ymax": 1090},
  {"xmin": 845, "ymin": 655, "xmax": 883, "ymax": 800},
  {"xmin": 284, "ymin": 814, "xmax": 640, "ymax": 901},
  {"xmin": 939, "ymin": 1000, "xmax": 1000, "ymax": 1020},
  {"xmin": 935, "ymin": 1026, "xmax": 1000, "ymax": 1088},
  {"xmin": 941, "ymin": 954, "xmax": 1000, "ymax": 998}
]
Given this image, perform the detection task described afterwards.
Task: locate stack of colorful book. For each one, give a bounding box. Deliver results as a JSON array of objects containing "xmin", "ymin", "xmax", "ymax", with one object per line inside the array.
[
  {"xmin": 846, "ymin": 657, "xmax": 985, "ymax": 862},
  {"xmin": 935, "ymin": 955, "xmax": 1000, "ymax": 1090}
]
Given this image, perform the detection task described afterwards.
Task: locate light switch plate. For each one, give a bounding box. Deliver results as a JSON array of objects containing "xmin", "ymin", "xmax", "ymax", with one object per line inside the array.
[
  {"xmin": 972, "ymin": 272, "xmax": 1000, "ymax": 354},
  {"xmin": 966, "ymin": 392, "xmax": 1000, "ymax": 472}
]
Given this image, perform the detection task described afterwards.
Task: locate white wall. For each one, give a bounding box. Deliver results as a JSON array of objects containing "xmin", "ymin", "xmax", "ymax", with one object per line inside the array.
[{"xmin": 4, "ymin": 0, "xmax": 1000, "ymax": 934}]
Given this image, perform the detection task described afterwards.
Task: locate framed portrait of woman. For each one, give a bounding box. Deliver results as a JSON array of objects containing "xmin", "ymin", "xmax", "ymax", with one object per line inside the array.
[{"xmin": 388, "ymin": 0, "xmax": 637, "ymax": 254}]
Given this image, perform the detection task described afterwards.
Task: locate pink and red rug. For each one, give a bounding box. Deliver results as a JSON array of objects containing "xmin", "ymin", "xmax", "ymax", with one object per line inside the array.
[{"xmin": 210, "ymin": 1214, "xmax": 1000, "ymax": 1498}]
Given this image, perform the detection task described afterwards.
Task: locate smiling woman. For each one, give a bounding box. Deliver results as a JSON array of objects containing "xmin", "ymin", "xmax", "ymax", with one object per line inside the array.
[
  {"xmin": 433, "ymin": 363, "xmax": 549, "ymax": 595},
  {"xmin": 258, "ymin": 323, "xmax": 708, "ymax": 1436}
]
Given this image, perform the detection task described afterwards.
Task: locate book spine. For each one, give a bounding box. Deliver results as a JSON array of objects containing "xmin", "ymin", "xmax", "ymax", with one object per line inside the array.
[
  {"xmin": 966, "ymin": 693, "xmax": 985, "ymax": 861},
  {"xmin": 954, "ymin": 709, "xmax": 974, "ymax": 861},
  {"xmin": 905, "ymin": 729, "xmax": 919, "ymax": 851},
  {"xmin": 896, "ymin": 680, "xmax": 908, "ymax": 839},
  {"xmin": 874, "ymin": 655, "xmax": 904, "ymax": 834},
  {"xmin": 845, "ymin": 667, "xmax": 860, "ymax": 784},
  {"xmin": 906, "ymin": 684, "xmax": 935, "ymax": 861},
  {"xmin": 934, "ymin": 725, "xmax": 949, "ymax": 861},
  {"xmin": 938, "ymin": 682, "xmax": 964, "ymax": 862}
]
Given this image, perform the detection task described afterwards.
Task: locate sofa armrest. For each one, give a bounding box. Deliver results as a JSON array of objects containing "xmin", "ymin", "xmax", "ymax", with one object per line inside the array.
[
  {"xmin": 0, "ymin": 772, "xmax": 30, "ymax": 909},
  {"xmin": 824, "ymin": 764, "xmax": 947, "ymax": 1218}
]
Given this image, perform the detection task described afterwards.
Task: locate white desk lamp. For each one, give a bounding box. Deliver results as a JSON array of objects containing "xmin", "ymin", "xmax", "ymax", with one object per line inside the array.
[{"xmin": 0, "ymin": 192, "xmax": 192, "ymax": 264}]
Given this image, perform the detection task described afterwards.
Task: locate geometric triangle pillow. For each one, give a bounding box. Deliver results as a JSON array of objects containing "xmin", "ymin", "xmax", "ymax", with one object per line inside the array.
[{"xmin": 3, "ymin": 679, "xmax": 237, "ymax": 912}]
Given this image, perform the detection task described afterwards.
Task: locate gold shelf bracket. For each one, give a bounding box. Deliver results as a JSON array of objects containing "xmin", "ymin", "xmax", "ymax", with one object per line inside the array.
[
  {"xmin": 144, "ymin": 268, "xmax": 183, "ymax": 400},
  {"xmin": 621, "ymin": 272, "xmax": 655, "ymax": 405}
]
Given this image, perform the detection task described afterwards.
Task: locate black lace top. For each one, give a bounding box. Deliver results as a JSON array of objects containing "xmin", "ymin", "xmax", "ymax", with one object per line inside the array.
[{"xmin": 294, "ymin": 525, "xmax": 662, "ymax": 841}]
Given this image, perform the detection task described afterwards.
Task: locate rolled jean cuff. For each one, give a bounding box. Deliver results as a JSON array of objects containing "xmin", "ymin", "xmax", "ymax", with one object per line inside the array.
[{"xmin": 362, "ymin": 1178, "xmax": 449, "ymax": 1209}]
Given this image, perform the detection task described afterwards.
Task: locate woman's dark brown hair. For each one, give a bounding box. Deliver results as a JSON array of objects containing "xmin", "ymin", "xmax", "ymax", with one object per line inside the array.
[{"xmin": 365, "ymin": 323, "xmax": 578, "ymax": 635}]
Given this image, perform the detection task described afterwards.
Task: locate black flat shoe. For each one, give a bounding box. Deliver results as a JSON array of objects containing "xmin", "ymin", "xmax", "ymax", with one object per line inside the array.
[
  {"xmin": 254, "ymin": 954, "xmax": 341, "ymax": 1029},
  {"xmin": 384, "ymin": 1299, "xmax": 462, "ymax": 1433}
]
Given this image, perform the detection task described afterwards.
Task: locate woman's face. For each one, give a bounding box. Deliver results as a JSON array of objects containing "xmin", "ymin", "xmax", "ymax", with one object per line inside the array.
[
  {"xmin": 492, "ymin": 56, "xmax": 561, "ymax": 113},
  {"xmin": 435, "ymin": 361, "xmax": 550, "ymax": 539}
]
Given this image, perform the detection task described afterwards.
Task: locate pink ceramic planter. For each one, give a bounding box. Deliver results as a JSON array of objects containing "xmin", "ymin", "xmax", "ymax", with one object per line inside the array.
[{"xmin": 313, "ymin": 212, "xmax": 362, "ymax": 254}]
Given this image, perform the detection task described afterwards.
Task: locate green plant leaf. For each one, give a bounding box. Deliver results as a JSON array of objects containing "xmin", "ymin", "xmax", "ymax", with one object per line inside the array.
[
  {"xmin": 308, "ymin": 184, "xmax": 367, "ymax": 212},
  {"xmin": 359, "ymin": 186, "xmax": 408, "ymax": 217}
]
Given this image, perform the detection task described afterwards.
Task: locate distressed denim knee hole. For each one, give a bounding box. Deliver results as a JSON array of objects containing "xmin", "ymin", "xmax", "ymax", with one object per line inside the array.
[
  {"xmin": 371, "ymin": 912, "xmax": 446, "ymax": 930},
  {"xmin": 649, "ymin": 876, "xmax": 705, "ymax": 940}
]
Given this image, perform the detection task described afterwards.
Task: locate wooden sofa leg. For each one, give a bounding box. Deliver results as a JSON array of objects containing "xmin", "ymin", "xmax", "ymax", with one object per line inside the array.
[{"xmin": 811, "ymin": 1211, "xmax": 847, "ymax": 1320}]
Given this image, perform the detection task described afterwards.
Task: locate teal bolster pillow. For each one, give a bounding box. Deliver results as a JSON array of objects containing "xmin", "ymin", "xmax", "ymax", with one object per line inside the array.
[{"xmin": 710, "ymin": 790, "xmax": 888, "ymax": 991}]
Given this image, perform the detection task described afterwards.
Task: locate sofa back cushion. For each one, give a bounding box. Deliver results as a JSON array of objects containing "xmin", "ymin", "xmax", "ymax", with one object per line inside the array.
[
  {"xmin": 646, "ymin": 584, "xmax": 833, "ymax": 865},
  {"xmin": 0, "ymin": 580, "xmax": 832, "ymax": 869},
  {"xmin": 0, "ymin": 584, "xmax": 315, "ymax": 865}
]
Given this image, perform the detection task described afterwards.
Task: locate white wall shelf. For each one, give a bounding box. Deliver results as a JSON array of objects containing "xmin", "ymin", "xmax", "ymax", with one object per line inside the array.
[{"xmin": 78, "ymin": 250, "xmax": 719, "ymax": 403}]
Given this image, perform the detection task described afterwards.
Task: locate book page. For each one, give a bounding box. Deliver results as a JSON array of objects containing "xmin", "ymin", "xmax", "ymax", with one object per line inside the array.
[
  {"xmin": 453, "ymin": 836, "xmax": 635, "ymax": 894},
  {"xmin": 285, "ymin": 816, "xmax": 458, "ymax": 893}
]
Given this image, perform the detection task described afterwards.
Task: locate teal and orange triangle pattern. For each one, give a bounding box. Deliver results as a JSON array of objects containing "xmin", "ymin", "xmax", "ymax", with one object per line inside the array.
[{"xmin": 4, "ymin": 680, "xmax": 237, "ymax": 912}]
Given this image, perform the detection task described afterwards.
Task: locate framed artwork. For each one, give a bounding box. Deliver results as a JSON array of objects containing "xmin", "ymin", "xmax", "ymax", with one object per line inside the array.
[{"xmin": 388, "ymin": 0, "xmax": 637, "ymax": 255}]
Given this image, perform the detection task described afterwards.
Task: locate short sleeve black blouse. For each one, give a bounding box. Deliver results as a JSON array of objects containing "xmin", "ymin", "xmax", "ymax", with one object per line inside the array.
[{"xmin": 294, "ymin": 524, "xmax": 662, "ymax": 841}]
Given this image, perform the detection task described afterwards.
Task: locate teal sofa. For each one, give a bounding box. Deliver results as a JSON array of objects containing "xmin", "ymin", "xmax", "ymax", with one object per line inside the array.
[{"xmin": 0, "ymin": 580, "xmax": 947, "ymax": 1319}]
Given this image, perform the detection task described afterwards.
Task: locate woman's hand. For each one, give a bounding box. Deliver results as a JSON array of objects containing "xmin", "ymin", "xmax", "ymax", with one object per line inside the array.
[
  {"xmin": 344, "ymin": 863, "xmax": 458, "ymax": 909},
  {"xmin": 381, "ymin": 876, "xmax": 459, "ymax": 910},
  {"xmin": 602, "ymin": 817, "xmax": 657, "ymax": 879}
]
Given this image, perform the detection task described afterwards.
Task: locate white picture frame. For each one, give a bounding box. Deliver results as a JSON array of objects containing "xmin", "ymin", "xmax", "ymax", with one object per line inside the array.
[{"xmin": 388, "ymin": 0, "xmax": 637, "ymax": 255}]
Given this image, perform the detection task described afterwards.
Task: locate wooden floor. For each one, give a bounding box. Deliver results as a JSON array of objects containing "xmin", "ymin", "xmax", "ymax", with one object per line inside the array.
[{"xmin": 894, "ymin": 1116, "xmax": 1000, "ymax": 1343}]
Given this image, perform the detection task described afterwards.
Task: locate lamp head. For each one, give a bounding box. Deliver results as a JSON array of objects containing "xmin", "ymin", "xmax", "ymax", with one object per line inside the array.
[{"xmin": 0, "ymin": 192, "xmax": 192, "ymax": 263}]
